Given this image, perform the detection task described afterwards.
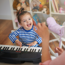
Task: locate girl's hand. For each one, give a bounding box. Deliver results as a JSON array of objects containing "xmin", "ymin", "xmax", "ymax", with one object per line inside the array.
[
  {"xmin": 15, "ymin": 39, "xmax": 22, "ymax": 48},
  {"xmin": 55, "ymin": 47, "xmax": 64, "ymax": 55},
  {"xmin": 27, "ymin": 41, "xmax": 37, "ymax": 47}
]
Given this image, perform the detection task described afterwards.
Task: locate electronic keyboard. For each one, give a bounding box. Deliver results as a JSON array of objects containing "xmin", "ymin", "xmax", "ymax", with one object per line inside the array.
[{"xmin": 0, "ymin": 45, "xmax": 42, "ymax": 64}]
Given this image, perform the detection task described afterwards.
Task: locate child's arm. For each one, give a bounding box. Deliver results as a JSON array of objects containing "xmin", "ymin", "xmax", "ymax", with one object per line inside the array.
[
  {"xmin": 9, "ymin": 29, "xmax": 19, "ymax": 43},
  {"xmin": 35, "ymin": 34, "xmax": 42, "ymax": 44},
  {"xmin": 9, "ymin": 29, "xmax": 22, "ymax": 47},
  {"xmin": 27, "ymin": 41, "xmax": 37, "ymax": 47}
]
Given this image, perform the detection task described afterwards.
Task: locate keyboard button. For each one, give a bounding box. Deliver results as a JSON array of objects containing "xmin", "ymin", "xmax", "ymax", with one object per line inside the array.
[{"xmin": 38, "ymin": 49, "xmax": 41, "ymax": 52}]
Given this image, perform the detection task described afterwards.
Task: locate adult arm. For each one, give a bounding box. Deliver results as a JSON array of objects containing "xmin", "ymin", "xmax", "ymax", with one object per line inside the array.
[
  {"xmin": 34, "ymin": 22, "xmax": 65, "ymax": 65},
  {"xmin": 34, "ymin": 22, "xmax": 51, "ymax": 63}
]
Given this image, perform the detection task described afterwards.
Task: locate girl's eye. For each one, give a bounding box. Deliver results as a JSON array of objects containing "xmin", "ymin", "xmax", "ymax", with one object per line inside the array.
[
  {"xmin": 29, "ymin": 18, "xmax": 31, "ymax": 20},
  {"xmin": 23, "ymin": 21, "xmax": 26, "ymax": 22}
]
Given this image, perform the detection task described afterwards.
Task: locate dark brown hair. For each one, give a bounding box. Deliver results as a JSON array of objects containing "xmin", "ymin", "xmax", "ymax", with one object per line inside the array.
[{"xmin": 17, "ymin": 8, "xmax": 31, "ymax": 23}]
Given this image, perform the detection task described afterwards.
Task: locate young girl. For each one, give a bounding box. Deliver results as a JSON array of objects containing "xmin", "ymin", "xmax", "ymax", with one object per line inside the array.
[{"xmin": 9, "ymin": 8, "xmax": 42, "ymax": 47}]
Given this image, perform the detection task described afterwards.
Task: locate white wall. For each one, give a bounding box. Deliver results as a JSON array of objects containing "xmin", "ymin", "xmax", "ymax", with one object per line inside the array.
[{"xmin": 0, "ymin": 0, "xmax": 12, "ymax": 20}]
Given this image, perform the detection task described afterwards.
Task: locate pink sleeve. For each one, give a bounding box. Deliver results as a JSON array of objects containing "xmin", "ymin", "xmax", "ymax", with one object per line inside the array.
[
  {"xmin": 39, "ymin": 51, "xmax": 65, "ymax": 65},
  {"xmin": 39, "ymin": 60, "xmax": 51, "ymax": 65},
  {"xmin": 50, "ymin": 51, "xmax": 65, "ymax": 65}
]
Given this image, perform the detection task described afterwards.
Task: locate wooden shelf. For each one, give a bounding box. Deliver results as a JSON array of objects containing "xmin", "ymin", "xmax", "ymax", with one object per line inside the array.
[{"xmin": 51, "ymin": 12, "xmax": 65, "ymax": 15}]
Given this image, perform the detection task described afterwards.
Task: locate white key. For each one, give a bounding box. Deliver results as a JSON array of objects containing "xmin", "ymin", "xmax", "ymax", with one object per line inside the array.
[
  {"xmin": 36, "ymin": 49, "xmax": 38, "ymax": 52},
  {"xmin": 1, "ymin": 46, "xmax": 4, "ymax": 50},
  {"xmin": 27, "ymin": 48, "xmax": 30, "ymax": 52},
  {"xmin": 38, "ymin": 49, "xmax": 41, "ymax": 52},
  {"xmin": 14, "ymin": 47, "xmax": 17, "ymax": 51},
  {"xmin": 22, "ymin": 47, "xmax": 25, "ymax": 51},
  {"xmin": 6, "ymin": 47, "xmax": 7, "ymax": 50},
  {"xmin": 33, "ymin": 49, "xmax": 35, "ymax": 52},
  {"xmin": 20, "ymin": 48, "xmax": 22, "ymax": 51},
  {"xmin": 8, "ymin": 47, "xmax": 11, "ymax": 50}
]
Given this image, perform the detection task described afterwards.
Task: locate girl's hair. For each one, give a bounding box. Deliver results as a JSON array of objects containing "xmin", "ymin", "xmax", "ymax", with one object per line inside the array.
[{"xmin": 17, "ymin": 8, "xmax": 31, "ymax": 23}]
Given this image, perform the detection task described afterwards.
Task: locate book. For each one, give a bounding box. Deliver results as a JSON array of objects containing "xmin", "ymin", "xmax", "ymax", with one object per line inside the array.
[
  {"xmin": 52, "ymin": 0, "xmax": 56, "ymax": 13},
  {"xmin": 33, "ymin": 14, "xmax": 41, "ymax": 25},
  {"xmin": 54, "ymin": 0, "xmax": 59, "ymax": 12}
]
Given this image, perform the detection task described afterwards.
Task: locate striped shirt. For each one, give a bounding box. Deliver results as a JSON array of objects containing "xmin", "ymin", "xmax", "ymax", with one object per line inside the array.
[{"xmin": 9, "ymin": 26, "xmax": 42, "ymax": 47}]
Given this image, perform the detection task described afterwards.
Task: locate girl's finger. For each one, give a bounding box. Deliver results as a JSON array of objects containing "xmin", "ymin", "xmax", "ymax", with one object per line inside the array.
[
  {"xmin": 27, "ymin": 44, "xmax": 32, "ymax": 46},
  {"xmin": 27, "ymin": 44, "xmax": 30, "ymax": 45},
  {"xmin": 20, "ymin": 45, "xmax": 21, "ymax": 48},
  {"xmin": 20, "ymin": 43, "xmax": 22, "ymax": 48}
]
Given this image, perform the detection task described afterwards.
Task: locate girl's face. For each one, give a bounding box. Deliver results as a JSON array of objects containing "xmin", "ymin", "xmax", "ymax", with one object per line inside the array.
[{"xmin": 19, "ymin": 13, "xmax": 33, "ymax": 30}]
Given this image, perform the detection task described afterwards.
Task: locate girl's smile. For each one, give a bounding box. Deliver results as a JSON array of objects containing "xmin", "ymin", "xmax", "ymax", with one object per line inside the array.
[{"xmin": 27, "ymin": 23, "xmax": 31, "ymax": 27}]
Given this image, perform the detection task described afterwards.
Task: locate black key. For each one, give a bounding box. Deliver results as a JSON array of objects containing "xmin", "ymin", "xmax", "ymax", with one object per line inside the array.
[
  {"xmin": 19, "ymin": 48, "xmax": 20, "ymax": 51},
  {"xmin": 16, "ymin": 48, "xmax": 18, "ymax": 51},
  {"xmin": 0, "ymin": 46, "xmax": 2, "ymax": 50},
  {"xmin": 27, "ymin": 48, "xmax": 28, "ymax": 51},
  {"xmin": 18, "ymin": 48, "xmax": 22, "ymax": 51},
  {"xmin": 10, "ymin": 47, "xmax": 14, "ymax": 51},
  {"xmin": 35, "ymin": 49, "xmax": 36, "ymax": 52},
  {"xmin": 30, "ymin": 49, "xmax": 33, "ymax": 52},
  {"xmin": 3, "ymin": 47, "xmax": 6, "ymax": 50},
  {"xmin": 32, "ymin": 49, "xmax": 36, "ymax": 52},
  {"xmin": 38, "ymin": 49, "xmax": 41, "ymax": 52},
  {"xmin": 24, "ymin": 48, "xmax": 27, "ymax": 51},
  {"xmin": 5, "ymin": 47, "xmax": 7, "ymax": 50},
  {"xmin": 20, "ymin": 48, "xmax": 22, "ymax": 51},
  {"xmin": 6, "ymin": 47, "xmax": 9, "ymax": 50},
  {"xmin": 12, "ymin": 47, "xmax": 15, "ymax": 50}
]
